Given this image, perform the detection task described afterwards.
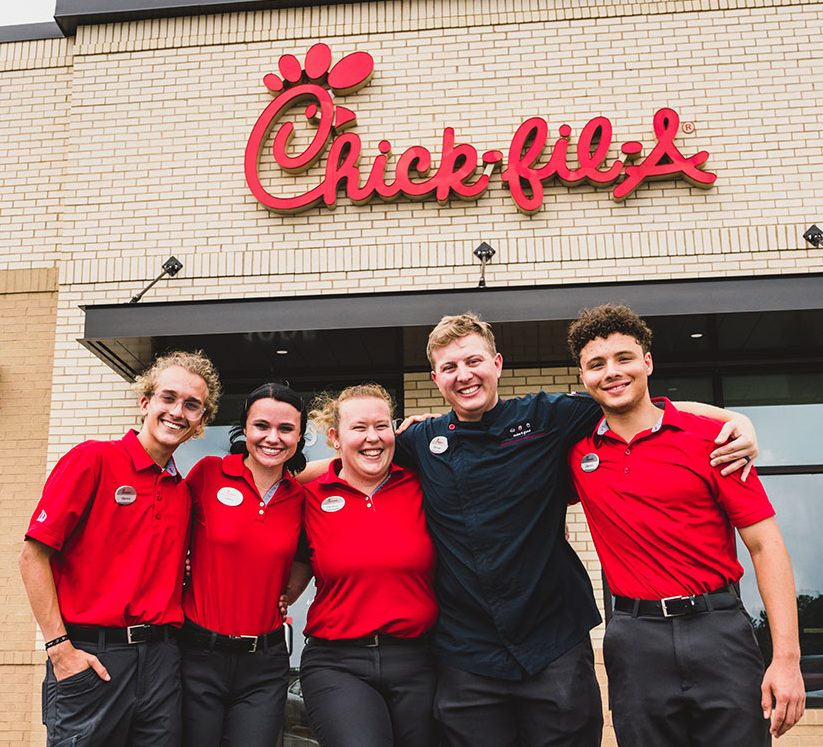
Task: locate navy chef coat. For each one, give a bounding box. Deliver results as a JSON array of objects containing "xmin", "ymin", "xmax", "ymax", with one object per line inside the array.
[{"xmin": 395, "ymin": 391, "xmax": 602, "ymax": 680}]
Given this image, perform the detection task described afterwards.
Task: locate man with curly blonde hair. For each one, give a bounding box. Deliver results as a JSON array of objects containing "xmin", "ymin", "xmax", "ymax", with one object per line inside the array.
[{"xmin": 20, "ymin": 350, "xmax": 221, "ymax": 747}]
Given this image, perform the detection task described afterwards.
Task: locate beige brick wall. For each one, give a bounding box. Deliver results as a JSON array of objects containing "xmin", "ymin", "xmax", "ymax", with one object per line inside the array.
[
  {"xmin": 22, "ymin": 0, "xmax": 819, "ymax": 468},
  {"xmin": 0, "ymin": 269, "xmax": 58, "ymax": 747},
  {"xmin": 1, "ymin": 0, "xmax": 822, "ymax": 742}
]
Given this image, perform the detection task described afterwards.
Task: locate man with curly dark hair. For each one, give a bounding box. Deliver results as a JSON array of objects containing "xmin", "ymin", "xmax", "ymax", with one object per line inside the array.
[
  {"xmin": 20, "ymin": 350, "xmax": 221, "ymax": 747},
  {"xmin": 566, "ymin": 304, "xmax": 805, "ymax": 746}
]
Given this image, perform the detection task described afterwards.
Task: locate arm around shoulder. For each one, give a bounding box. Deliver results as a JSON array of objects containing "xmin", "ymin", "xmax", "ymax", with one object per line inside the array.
[
  {"xmin": 675, "ymin": 400, "xmax": 758, "ymax": 478},
  {"xmin": 296, "ymin": 459, "xmax": 331, "ymax": 484}
]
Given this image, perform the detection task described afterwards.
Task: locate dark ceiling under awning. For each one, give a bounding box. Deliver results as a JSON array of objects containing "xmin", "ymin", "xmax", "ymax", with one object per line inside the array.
[{"xmin": 80, "ymin": 273, "xmax": 823, "ymax": 385}]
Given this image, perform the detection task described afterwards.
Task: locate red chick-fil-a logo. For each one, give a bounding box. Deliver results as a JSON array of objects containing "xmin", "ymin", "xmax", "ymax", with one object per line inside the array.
[{"xmin": 244, "ymin": 45, "xmax": 717, "ymax": 216}]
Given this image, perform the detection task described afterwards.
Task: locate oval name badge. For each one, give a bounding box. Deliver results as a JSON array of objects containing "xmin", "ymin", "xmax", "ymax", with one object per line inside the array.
[
  {"xmin": 217, "ymin": 487, "xmax": 244, "ymax": 507},
  {"xmin": 321, "ymin": 495, "xmax": 346, "ymax": 513},
  {"xmin": 429, "ymin": 436, "xmax": 449, "ymax": 454},
  {"xmin": 114, "ymin": 485, "xmax": 137, "ymax": 505},
  {"xmin": 580, "ymin": 453, "xmax": 600, "ymax": 473}
]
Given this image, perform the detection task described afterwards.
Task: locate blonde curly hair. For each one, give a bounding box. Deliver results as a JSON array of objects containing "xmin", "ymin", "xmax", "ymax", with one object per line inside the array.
[
  {"xmin": 309, "ymin": 384, "xmax": 394, "ymax": 448},
  {"xmin": 133, "ymin": 350, "xmax": 222, "ymax": 431}
]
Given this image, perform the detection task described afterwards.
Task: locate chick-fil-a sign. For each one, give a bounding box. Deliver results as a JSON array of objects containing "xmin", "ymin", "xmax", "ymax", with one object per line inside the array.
[{"xmin": 245, "ymin": 44, "xmax": 717, "ymax": 216}]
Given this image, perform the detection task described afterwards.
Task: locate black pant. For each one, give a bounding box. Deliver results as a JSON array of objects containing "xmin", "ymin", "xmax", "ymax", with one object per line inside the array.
[
  {"xmin": 604, "ymin": 604, "xmax": 769, "ymax": 747},
  {"xmin": 42, "ymin": 638, "xmax": 181, "ymax": 747},
  {"xmin": 434, "ymin": 637, "xmax": 602, "ymax": 747},
  {"xmin": 180, "ymin": 640, "xmax": 290, "ymax": 747},
  {"xmin": 300, "ymin": 639, "xmax": 437, "ymax": 747}
]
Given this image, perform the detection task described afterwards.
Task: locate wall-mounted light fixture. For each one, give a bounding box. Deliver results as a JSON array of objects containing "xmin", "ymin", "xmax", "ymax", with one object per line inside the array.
[
  {"xmin": 129, "ymin": 256, "xmax": 183, "ymax": 303},
  {"xmin": 474, "ymin": 242, "xmax": 495, "ymax": 288},
  {"xmin": 803, "ymin": 225, "xmax": 822, "ymax": 248}
]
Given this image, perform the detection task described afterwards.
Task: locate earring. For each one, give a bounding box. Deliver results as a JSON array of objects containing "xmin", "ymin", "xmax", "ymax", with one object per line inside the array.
[{"xmin": 333, "ymin": 442, "xmax": 340, "ymax": 449}]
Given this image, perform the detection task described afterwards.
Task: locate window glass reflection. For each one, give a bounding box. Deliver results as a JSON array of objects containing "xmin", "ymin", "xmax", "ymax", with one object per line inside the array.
[
  {"xmin": 724, "ymin": 373, "xmax": 823, "ymax": 407},
  {"xmin": 716, "ymin": 310, "xmax": 823, "ymax": 354},
  {"xmin": 733, "ymin": 404, "xmax": 822, "ymax": 466},
  {"xmin": 736, "ymin": 474, "xmax": 823, "ymax": 704},
  {"xmin": 649, "ymin": 375, "xmax": 714, "ymax": 404}
]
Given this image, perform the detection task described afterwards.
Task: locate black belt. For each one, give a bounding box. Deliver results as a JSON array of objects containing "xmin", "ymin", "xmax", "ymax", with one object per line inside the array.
[
  {"xmin": 66, "ymin": 624, "xmax": 173, "ymax": 645},
  {"xmin": 177, "ymin": 620, "xmax": 285, "ymax": 654},
  {"xmin": 308, "ymin": 633, "xmax": 429, "ymax": 648},
  {"xmin": 614, "ymin": 586, "xmax": 738, "ymax": 618}
]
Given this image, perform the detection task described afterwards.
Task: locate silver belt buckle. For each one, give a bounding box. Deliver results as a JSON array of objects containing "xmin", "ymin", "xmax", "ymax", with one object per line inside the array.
[
  {"xmin": 365, "ymin": 634, "xmax": 380, "ymax": 647},
  {"xmin": 660, "ymin": 596, "xmax": 690, "ymax": 618},
  {"xmin": 126, "ymin": 624, "xmax": 151, "ymax": 644},
  {"xmin": 238, "ymin": 635, "xmax": 258, "ymax": 653}
]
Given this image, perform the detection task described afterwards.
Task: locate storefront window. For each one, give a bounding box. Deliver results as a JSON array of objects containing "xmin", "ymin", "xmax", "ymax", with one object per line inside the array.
[
  {"xmin": 174, "ymin": 421, "xmax": 335, "ymax": 477},
  {"xmin": 736, "ymin": 475, "xmax": 823, "ymax": 706},
  {"xmin": 649, "ymin": 375, "xmax": 714, "ymax": 404},
  {"xmin": 733, "ymin": 397, "xmax": 822, "ymax": 707}
]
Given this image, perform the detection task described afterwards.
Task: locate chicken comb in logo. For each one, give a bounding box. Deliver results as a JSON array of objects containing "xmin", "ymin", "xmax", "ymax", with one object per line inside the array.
[{"xmin": 263, "ymin": 44, "xmax": 374, "ymax": 96}]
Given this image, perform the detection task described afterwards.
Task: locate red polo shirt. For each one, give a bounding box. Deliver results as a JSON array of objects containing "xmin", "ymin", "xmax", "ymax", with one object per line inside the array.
[
  {"xmin": 568, "ymin": 399, "xmax": 775, "ymax": 600},
  {"xmin": 303, "ymin": 461, "xmax": 437, "ymax": 640},
  {"xmin": 25, "ymin": 430, "xmax": 191, "ymax": 627},
  {"xmin": 183, "ymin": 454, "xmax": 304, "ymax": 636}
]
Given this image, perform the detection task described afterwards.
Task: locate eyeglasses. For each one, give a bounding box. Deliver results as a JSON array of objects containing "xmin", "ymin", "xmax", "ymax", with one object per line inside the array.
[{"xmin": 151, "ymin": 392, "xmax": 206, "ymax": 420}]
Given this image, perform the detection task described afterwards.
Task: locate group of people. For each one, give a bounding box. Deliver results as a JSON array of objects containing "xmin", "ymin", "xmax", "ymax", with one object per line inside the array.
[{"xmin": 19, "ymin": 304, "xmax": 806, "ymax": 747}]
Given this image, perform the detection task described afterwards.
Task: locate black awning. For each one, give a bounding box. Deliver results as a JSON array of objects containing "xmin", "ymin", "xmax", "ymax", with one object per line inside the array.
[{"xmin": 80, "ymin": 273, "xmax": 823, "ymax": 381}]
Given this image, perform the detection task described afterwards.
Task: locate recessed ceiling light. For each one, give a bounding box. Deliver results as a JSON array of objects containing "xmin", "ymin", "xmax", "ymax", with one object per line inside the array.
[
  {"xmin": 275, "ymin": 349, "xmax": 288, "ymax": 355},
  {"xmin": 689, "ymin": 333, "xmax": 703, "ymax": 339}
]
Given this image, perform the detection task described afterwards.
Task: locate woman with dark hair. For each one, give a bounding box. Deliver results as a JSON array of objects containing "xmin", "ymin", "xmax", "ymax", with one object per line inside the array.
[{"xmin": 179, "ymin": 383, "xmax": 307, "ymax": 747}]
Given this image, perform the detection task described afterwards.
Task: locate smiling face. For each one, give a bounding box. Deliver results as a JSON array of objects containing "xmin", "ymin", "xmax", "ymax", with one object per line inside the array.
[
  {"xmin": 331, "ymin": 396, "xmax": 395, "ymax": 487},
  {"xmin": 138, "ymin": 365, "xmax": 209, "ymax": 464},
  {"xmin": 243, "ymin": 398, "xmax": 302, "ymax": 477},
  {"xmin": 430, "ymin": 333, "xmax": 503, "ymax": 422},
  {"xmin": 578, "ymin": 333, "xmax": 654, "ymax": 416}
]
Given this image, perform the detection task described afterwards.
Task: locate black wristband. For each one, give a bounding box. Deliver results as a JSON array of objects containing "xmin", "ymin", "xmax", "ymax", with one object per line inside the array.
[{"xmin": 45, "ymin": 634, "xmax": 70, "ymax": 650}]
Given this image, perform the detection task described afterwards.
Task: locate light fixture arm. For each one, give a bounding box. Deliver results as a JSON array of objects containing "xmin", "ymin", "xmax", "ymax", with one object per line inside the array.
[
  {"xmin": 803, "ymin": 225, "xmax": 822, "ymax": 248},
  {"xmin": 474, "ymin": 242, "xmax": 496, "ymax": 288},
  {"xmin": 129, "ymin": 256, "xmax": 183, "ymax": 303}
]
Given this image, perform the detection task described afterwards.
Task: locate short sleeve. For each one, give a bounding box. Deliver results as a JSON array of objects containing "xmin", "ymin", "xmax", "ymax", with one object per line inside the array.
[
  {"xmin": 184, "ymin": 457, "xmax": 209, "ymax": 503},
  {"xmin": 394, "ymin": 427, "xmax": 422, "ymax": 470},
  {"xmin": 544, "ymin": 391, "xmax": 602, "ymax": 447},
  {"xmin": 711, "ymin": 467, "xmax": 775, "ymax": 529},
  {"xmin": 25, "ymin": 442, "xmax": 102, "ymax": 552}
]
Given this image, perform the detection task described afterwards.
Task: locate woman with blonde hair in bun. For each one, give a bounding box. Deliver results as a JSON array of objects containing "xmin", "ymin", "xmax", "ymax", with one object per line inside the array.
[{"xmin": 285, "ymin": 384, "xmax": 438, "ymax": 747}]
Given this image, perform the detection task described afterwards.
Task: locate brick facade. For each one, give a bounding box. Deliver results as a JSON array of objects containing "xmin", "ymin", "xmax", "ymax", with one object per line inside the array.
[
  {"xmin": 2, "ymin": 0, "xmax": 822, "ymax": 743},
  {"xmin": 0, "ymin": 269, "xmax": 58, "ymax": 747}
]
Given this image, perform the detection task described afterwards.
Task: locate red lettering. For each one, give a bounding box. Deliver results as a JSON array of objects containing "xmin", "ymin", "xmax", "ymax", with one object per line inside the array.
[
  {"xmin": 434, "ymin": 128, "xmax": 488, "ymax": 203},
  {"xmin": 390, "ymin": 146, "xmax": 433, "ymax": 199},
  {"xmin": 575, "ymin": 116, "xmax": 623, "ymax": 185},
  {"xmin": 246, "ymin": 47, "xmax": 717, "ymax": 216},
  {"xmin": 612, "ymin": 108, "xmax": 716, "ymax": 200}
]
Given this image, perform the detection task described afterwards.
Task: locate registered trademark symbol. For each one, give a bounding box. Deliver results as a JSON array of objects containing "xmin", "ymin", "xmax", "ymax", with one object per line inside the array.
[{"xmin": 682, "ymin": 121, "xmax": 696, "ymax": 134}]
